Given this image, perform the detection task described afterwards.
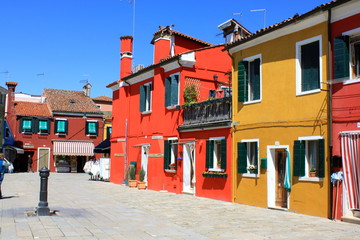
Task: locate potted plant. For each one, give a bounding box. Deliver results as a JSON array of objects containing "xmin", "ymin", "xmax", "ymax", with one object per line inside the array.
[
  {"xmin": 128, "ymin": 166, "xmax": 137, "ymax": 187},
  {"xmin": 137, "ymin": 167, "xmax": 147, "ymax": 190},
  {"xmin": 309, "ymin": 168, "xmax": 316, "ymax": 177},
  {"xmin": 247, "ymin": 165, "xmax": 258, "ymax": 174},
  {"xmin": 169, "ymin": 162, "xmax": 176, "ymax": 171}
]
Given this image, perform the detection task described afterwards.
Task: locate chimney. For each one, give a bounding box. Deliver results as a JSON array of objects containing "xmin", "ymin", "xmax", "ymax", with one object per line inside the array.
[
  {"xmin": 151, "ymin": 26, "xmax": 172, "ymax": 64},
  {"xmin": 82, "ymin": 83, "xmax": 92, "ymax": 97},
  {"xmin": 120, "ymin": 36, "xmax": 133, "ymax": 80},
  {"xmin": 6, "ymin": 81, "xmax": 17, "ymax": 116}
]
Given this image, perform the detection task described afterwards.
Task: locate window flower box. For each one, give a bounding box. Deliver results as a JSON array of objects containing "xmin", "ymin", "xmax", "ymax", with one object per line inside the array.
[{"xmin": 202, "ymin": 171, "xmax": 228, "ymax": 178}]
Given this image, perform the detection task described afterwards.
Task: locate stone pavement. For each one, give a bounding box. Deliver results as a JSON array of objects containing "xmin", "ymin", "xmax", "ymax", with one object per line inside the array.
[{"xmin": 1, "ymin": 173, "xmax": 360, "ymax": 240}]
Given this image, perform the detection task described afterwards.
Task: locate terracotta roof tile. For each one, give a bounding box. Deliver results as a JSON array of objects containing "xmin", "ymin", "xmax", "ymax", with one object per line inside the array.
[
  {"xmin": 43, "ymin": 88, "xmax": 101, "ymax": 114},
  {"xmin": 92, "ymin": 95, "xmax": 112, "ymax": 102},
  {"xmin": 14, "ymin": 102, "xmax": 52, "ymax": 117}
]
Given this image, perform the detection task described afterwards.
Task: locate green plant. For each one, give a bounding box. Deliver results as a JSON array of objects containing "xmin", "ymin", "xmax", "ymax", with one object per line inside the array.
[
  {"xmin": 183, "ymin": 84, "xmax": 198, "ymax": 106},
  {"xmin": 129, "ymin": 166, "xmax": 136, "ymax": 180},
  {"xmin": 139, "ymin": 167, "xmax": 146, "ymax": 182},
  {"xmin": 310, "ymin": 168, "xmax": 316, "ymax": 172}
]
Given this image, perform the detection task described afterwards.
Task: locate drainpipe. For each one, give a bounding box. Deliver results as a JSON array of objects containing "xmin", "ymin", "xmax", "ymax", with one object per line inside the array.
[
  {"xmin": 327, "ymin": 7, "xmax": 333, "ymax": 220},
  {"xmin": 225, "ymin": 48, "xmax": 237, "ymax": 203}
]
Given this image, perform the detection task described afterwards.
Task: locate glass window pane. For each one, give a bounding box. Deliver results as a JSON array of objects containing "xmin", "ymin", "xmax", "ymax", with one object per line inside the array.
[
  {"xmin": 23, "ymin": 119, "xmax": 32, "ymax": 129},
  {"xmin": 88, "ymin": 122, "xmax": 96, "ymax": 133},
  {"xmin": 39, "ymin": 120, "xmax": 48, "ymax": 130},
  {"xmin": 57, "ymin": 121, "xmax": 65, "ymax": 132}
]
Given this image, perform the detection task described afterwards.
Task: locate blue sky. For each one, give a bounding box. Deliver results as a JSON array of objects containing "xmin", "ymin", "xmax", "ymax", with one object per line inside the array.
[{"xmin": 0, "ymin": 0, "xmax": 329, "ymax": 97}]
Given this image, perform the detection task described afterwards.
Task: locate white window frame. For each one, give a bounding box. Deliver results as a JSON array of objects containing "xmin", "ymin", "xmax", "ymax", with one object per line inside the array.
[
  {"xmin": 298, "ymin": 136, "xmax": 323, "ymax": 182},
  {"xmin": 168, "ymin": 137, "xmax": 178, "ymax": 166},
  {"xmin": 241, "ymin": 139, "xmax": 259, "ymax": 177},
  {"xmin": 141, "ymin": 82, "xmax": 152, "ymax": 114},
  {"xmin": 243, "ymin": 54, "xmax": 262, "ymax": 104},
  {"xmin": 342, "ymin": 28, "xmax": 360, "ymax": 85},
  {"xmin": 209, "ymin": 137, "xmax": 225, "ymax": 172},
  {"xmin": 295, "ymin": 35, "xmax": 322, "ymax": 96}
]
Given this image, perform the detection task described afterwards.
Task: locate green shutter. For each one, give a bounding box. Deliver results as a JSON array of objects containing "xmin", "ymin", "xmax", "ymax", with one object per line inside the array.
[
  {"xmin": 251, "ymin": 58, "xmax": 261, "ymax": 101},
  {"xmin": 238, "ymin": 61, "xmax": 248, "ymax": 102},
  {"xmin": 220, "ymin": 139, "xmax": 227, "ymax": 170},
  {"xmin": 32, "ymin": 119, "xmax": 38, "ymax": 133},
  {"xmin": 94, "ymin": 122, "xmax": 99, "ymax": 136},
  {"xmin": 293, "ymin": 140, "xmax": 305, "ymax": 177},
  {"xmin": 237, "ymin": 142, "xmax": 247, "ymax": 173},
  {"xmin": 164, "ymin": 140, "xmax": 170, "ymax": 169},
  {"xmin": 64, "ymin": 120, "xmax": 68, "ymax": 134},
  {"xmin": 334, "ymin": 36, "xmax": 350, "ymax": 79},
  {"xmin": 139, "ymin": 85, "xmax": 145, "ymax": 112},
  {"xmin": 206, "ymin": 140, "xmax": 214, "ymax": 169},
  {"xmin": 254, "ymin": 142, "xmax": 258, "ymax": 168},
  {"xmin": 171, "ymin": 75, "xmax": 179, "ymax": 106},
  {"xmin": 19, "ymin": 118, "xmax": 24, "ymax": 133},
  {"xmin": 85, "ymin": 121, "xmax": 89, "ymax": 135},
  {"xmin": 318, "ymin": 139, "xmax": 325, "ymax": 178},
  {"xmin": 165, "ymin": 77, "xmax": 171, "ymax": 107},
  {"xmin": 301, "ymin": 41, "xmax": 320, "ymax": 92}
]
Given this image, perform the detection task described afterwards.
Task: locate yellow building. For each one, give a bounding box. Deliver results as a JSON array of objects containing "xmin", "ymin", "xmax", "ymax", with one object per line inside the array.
[{"xmin": 226, "ymin": 8, "xmax": 330, "ymax": 217}]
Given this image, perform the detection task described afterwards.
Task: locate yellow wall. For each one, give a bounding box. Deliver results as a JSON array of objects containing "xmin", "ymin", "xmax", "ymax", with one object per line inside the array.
[
  {"xmin": 231, "ymin": 22, "xmax": 330, "ymax": 218},
  {"xmin": 104, "ymin": 122, "xmax": 112, "ymax": 140}
]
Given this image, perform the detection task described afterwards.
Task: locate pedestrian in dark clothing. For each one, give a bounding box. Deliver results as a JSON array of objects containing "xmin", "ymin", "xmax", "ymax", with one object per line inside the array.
[{"xmin": 0, "ymin": 153, "xmax": 10, "ymax": 199}]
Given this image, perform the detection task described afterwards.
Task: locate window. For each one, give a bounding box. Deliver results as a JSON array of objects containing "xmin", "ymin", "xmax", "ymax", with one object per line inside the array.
[
  {"xmin": 20, "ymin": 118, "xmax": 33, "ymax": 134},
  {"xmin": 38, "ymin": 120, "xmax": 50, "ymax": 134},
  {"xmin": 237, "ymin": 140, "xmax": 259, "ymax": 174},
  {"xmin": 55, "ymin": 119, "xmax": 68, "ymax": 135},
  {"xmin": 334, "ymin": 33, "xmax": 360, "ymax": 82},
  {"xmin": 140, "ymin": 83, "xmax": 152, "ymax": 113},
  {"xmin": 86, "ymin": 121, "xmax": 98, "ymax": 136},
  {"xmin": 165, "ymin": 74, "xmax": 179, "ymax": 107},
  {"xmin": 164, "ymin": 139, "xmax": 178, "ymax": 170},
  {"xmin": 294, "ymin": 137, "xmax": 324, "ymax": 178},
  {"xmin": 206, "ymin": 138, "xmax": 226, "ymax": 171},
  {"xmin": 106, "ymin": 126, "xmax": 112, "ymax": 139},
  {"xmin": 238, "ymin": 55, "xmax": 261, "ymax": 103},
  {"xmin": 296, "ymin": 36, "xmax": 322, "ymax": 95}
]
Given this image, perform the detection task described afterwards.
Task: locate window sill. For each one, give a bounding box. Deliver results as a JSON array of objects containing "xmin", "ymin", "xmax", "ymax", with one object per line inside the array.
[
  {"xmin": 298, "ymin": 176, "xmax": 323, "ymax": 182},
  {"xmin": 243, "ymin": 99, "xmax": 261, "ymax": 105},
  {"xmin": 208, "ymin": 168, "xmax": 223, "ymax": 172},
  {"xmin": 296, "ymin": 89, "xmax": 321, "ymax": 96},
  {"xmin": 343, "ymin": 77, "xmax": 360, "ymax": 85},
  {"xmin": 55, "ymin": 133, "xmax": 67, "ymax": 135},
  {"xmin": 141, "ymin": 111, "xmax": 152, "ymax": 115},
  {"xmin": 38, "ymin": 133, "xmax": 49, "ymax": 135},
  {"xmin": 165, "ymin": 169, "xmax": 176, "ymax": 173},
  {"xmin": 242, "ymin": 173, "xmax": 259, "ymax": 178},
  {"xmin": 22, "ymin": 132, "xmax": 32, "ymax": 135},
  {"xmin": 86, "ymin": 134, "xmax": 97, "ymax": 137},
  {"xmin": 166, "ymin": 105, "xmax": 179, "ymax": 110}
]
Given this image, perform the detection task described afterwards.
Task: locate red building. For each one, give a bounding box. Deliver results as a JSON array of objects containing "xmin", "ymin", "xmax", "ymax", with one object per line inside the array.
[
  {"xmin": 108, "ymin": 24, "xmax": 249, "ymax": 201},
  {"xmin": 331, "ymin": 0, "xmax": 360, "ymax": 220},
  {"xmin": 5, "ymin": 82, "xmax": 104, "ymax": 172}
]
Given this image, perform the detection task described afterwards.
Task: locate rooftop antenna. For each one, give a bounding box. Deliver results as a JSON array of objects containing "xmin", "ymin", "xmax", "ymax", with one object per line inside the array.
[
  {"xmin": 233, "ymin": 12, "xmax": 243, "ymax": 23},
  {"xmin": 0, "ymin": 71, "xmax": 11, "ymax": 80},
  {"xmin": 80, "ymin": 74, "xmax": 90, "ymax": 84},
  {"xmin": 250, "ymin": 9, "xmax": 266, "ymax": 29}
]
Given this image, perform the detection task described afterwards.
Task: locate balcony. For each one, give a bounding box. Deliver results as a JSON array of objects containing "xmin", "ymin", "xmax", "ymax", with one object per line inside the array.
[{"xmin": 178, "ymin": 97, "xmax": 231, "ymax": 131}]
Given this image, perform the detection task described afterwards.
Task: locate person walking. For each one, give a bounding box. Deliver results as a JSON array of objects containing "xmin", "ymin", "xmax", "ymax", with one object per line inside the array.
[{"xmin": 0, "ymin": 153, "xmax": 11, "ymax": 199}]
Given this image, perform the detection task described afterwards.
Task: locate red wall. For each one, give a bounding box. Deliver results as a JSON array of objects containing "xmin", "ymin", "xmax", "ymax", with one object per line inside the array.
[
  {"xmin": 14, "ymin": 115, "xmax": 104, "ymax": 172},
  {"xmin": 331, "ymin": 13, "xmax": 360, "ymax": 156}
]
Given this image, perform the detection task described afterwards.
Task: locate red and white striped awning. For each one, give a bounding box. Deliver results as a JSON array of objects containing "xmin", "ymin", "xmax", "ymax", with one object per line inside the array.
[{"xmin": 53, "ymin": 140, "xmax": 94, "ymax": 156}]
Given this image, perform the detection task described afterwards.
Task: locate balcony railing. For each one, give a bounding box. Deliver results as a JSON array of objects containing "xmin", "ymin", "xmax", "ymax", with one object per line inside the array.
[{"xmin": 179, "ymin": 97, "xmax": 231, "ymax": 130}]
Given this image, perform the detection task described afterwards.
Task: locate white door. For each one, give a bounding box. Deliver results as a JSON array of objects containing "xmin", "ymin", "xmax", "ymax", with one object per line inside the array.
[
  {"xmin": 183, "ymin": 143, "xmax": 195, "ymax": 194},
  {"xmin": 141, "ymin": 145, "xmax": 149, "ymax": 182}
]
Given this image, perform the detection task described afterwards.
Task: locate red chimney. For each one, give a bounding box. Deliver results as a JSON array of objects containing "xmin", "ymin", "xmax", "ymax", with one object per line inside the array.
[
  {"xmin": 151, "ymin": 26, "xmax": 172, "ymax": 64},
  {"xmin": 5, "ymin": 81, "xmax": 17, "ymax": 133},
  {"xmin": 120, "ymin": 36, "xmax": 133, "ymax": 80}
]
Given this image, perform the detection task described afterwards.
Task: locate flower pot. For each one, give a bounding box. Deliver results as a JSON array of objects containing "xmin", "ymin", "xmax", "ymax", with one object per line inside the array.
[
  {"xmin": 249, "ymin": 169, "xmax": 258, "ymax": 174},
  {"xmin": 128, "ymin": 180, "xmax": 137, "ymax": 188},
  {"xmin": 137, "ymin": 181, "xmax": 147, "ymax": 190},
  {"xmin": 309, "ymin": 171, "xmax": 316, "ymax": 177}
]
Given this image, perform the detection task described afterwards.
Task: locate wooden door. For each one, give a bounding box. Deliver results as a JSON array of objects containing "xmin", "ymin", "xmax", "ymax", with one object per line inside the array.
[{"xmin": 275, "ymin": 149, "xmax": 287, "ymax": 208}]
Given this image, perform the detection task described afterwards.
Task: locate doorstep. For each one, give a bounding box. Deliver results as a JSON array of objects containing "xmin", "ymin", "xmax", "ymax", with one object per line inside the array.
[{"xmin": 342, "ymin": 216, "xmax": 360, "ymax": 225}]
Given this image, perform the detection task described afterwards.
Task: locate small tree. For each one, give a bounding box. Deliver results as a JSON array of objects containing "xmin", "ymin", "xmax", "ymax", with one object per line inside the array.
[
  {"xmin": 139, "ymin": 167, "xmax": 146, "ymax": 182},
  {"xmin": 183, "ymin": 84, "xmax": 198, "ymax": 105},
  {"xmin": 128, "ymin": 166, "xmax": 136, "ymax": 180}
]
